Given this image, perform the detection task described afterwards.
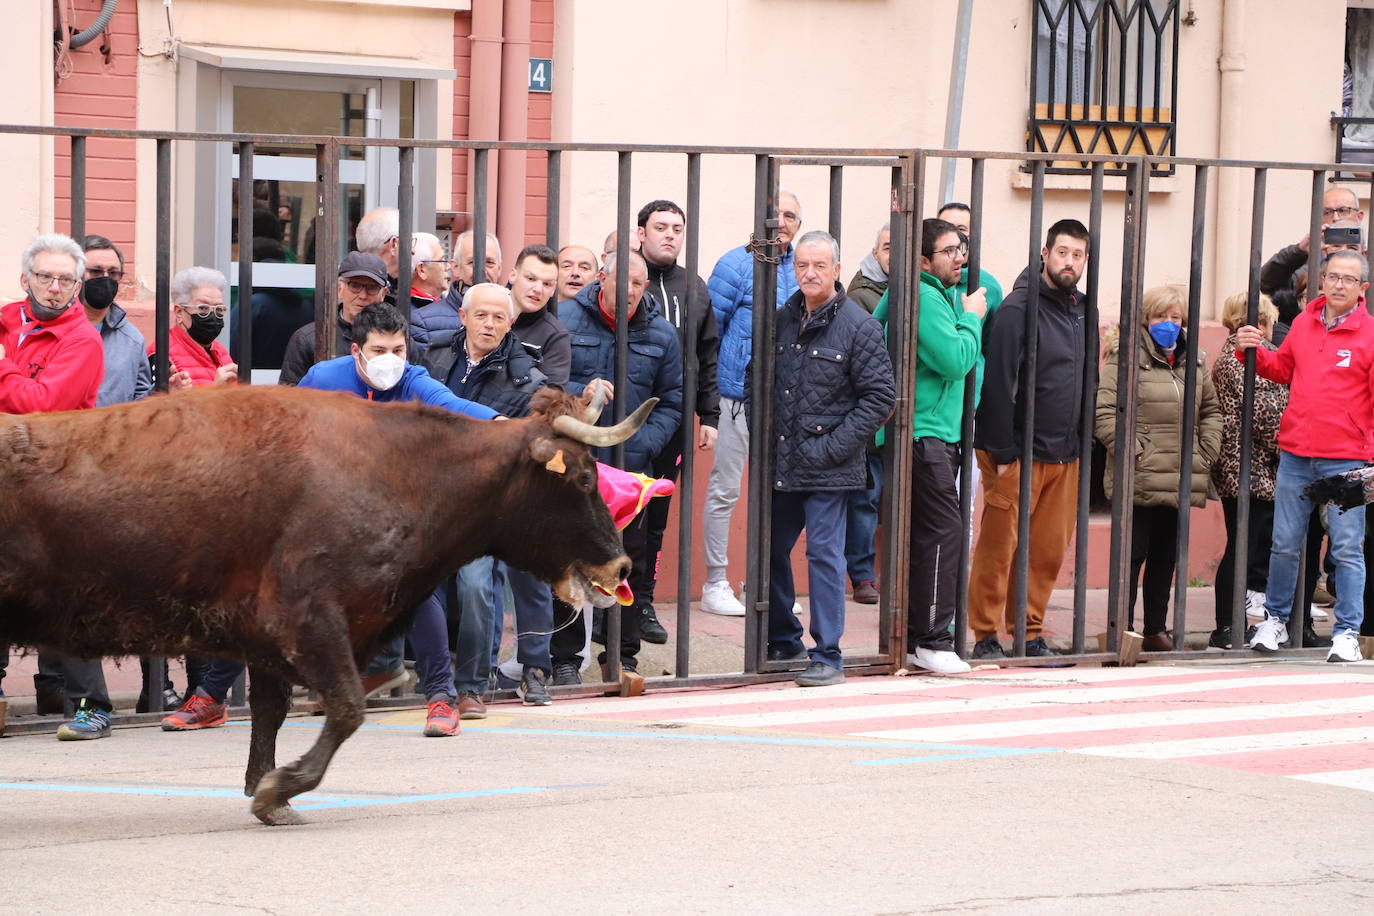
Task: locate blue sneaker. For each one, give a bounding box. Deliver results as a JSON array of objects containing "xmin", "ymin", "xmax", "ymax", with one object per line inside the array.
[{"xmin": 56, "ymin": 703, "xmax": 112, "ymax": 741}]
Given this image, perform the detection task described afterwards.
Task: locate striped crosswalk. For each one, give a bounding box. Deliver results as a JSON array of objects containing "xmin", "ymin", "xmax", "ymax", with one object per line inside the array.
[{"xmin": 514, "ymin": 664, "xmax": 1374, "ymax": 791}]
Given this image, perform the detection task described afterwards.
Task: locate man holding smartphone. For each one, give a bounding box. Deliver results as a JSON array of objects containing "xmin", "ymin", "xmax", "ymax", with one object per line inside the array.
[{"xmin": 1259, "ymin": 184, "xmax": 1366, "ymax": 321}]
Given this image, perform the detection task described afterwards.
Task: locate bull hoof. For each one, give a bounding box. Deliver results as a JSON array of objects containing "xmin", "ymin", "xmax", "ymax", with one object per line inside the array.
[{"xmin": 250, "ymin": 770, "xmax": 303, "ymax": 826}]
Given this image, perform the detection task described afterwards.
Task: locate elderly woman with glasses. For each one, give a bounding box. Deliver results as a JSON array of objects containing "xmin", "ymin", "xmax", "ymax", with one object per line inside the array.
[
  {"xmin": 1096, "ymin": 284, "xmax": 1223, "ymax": 651},
  {"xmin": 148, "ymin": 266, "xmax": 238, "ymax": 387}
]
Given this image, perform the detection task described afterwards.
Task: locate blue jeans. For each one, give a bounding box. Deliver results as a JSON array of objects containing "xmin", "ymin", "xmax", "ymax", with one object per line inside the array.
[
  {"xmin": 769, "ymin": 489, "xmax": 850, "ymax": 669},
  {"xmin": 452, "ymin": 557, "xmax": 499, "ymax": 694},
  {"xmin": 844, "ymin": 452, "xmax": 885, "ymax": 584},
  {"xmin": 507, "ymin": 566, "xmax": 554, "ymax": 673},
  {"xmin": 363, "ymin": 583, "xmax": 456, "ymax": 701},
  {"xmin": 1265, "ymin": 451, "xmax": 1366, "ymax": 635}
]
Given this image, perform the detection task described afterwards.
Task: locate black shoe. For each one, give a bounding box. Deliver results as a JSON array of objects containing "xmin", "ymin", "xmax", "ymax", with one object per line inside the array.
[
  {"xmin": 970, "ymin": 637, "xmax": 1006, "ymax": 660},
  {"xmin": 1301, "ymin": 624, "xmax": 1332, "ymax": 648},
  {"xmin": 136, "ymin": 686, "xmax": 183, "ymax": 714},
  {"xmin": 639, "ymin": 606, "xmax": 668, "ymax": 644},
  {"xmin": 766, "ymin": 644, "xmax": 808, "ymax": 662},
  {"xmin": 795, "ymin": 661, "xmax": 845, "ymax": 687},
  {"xmin": 1024, "ymin": 637, "xmax": 1062, "ymax": 657},
  {"xmin": 551, "ymin": 662, "xmax": 581, "ymax": 687},
  {"xmin": 35, "ymin": 690, "xmax": 65, "ymax": 716},
  {"xmin": 518, "ymin": 667, "xmax": 552, "ymax": 706},
  {"xmin": 1208, "ymin": 627, "xmax": 1233, "ymax": 650}
]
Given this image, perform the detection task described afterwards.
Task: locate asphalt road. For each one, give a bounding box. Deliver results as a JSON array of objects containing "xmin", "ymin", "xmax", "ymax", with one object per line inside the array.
[{"xmin": 5, "ymin": 666, "xmax": 1374, "ymax": 915}]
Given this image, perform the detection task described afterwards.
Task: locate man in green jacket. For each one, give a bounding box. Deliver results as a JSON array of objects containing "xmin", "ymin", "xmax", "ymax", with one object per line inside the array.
[{"xmin": 874, "ymin": 218, "xmax": 986, "ymax": 674}]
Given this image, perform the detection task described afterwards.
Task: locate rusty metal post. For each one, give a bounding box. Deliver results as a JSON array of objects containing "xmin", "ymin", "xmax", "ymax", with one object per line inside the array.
[
  {"xmin": 313, "ymin": 140, "xmax": 341, "ymax": 363},
  {"xmin": 236, "ymin": 141, "xmax": 254, "ymax": 382}
]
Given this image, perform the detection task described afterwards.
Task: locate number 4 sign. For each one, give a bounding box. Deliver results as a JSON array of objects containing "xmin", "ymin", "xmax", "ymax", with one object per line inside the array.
[{"xmin": 528, "ymin": 58, "xmax": 553, "ymax": 93}]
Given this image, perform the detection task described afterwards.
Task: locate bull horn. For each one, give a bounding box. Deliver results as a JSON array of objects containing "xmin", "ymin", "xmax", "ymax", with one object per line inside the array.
[
  {"xmin": 553, "ymin": 397, "xmax": 659, "ymax": 447},
  {"xmin": 583, "ymin": 386, "xmax": 609, "ymax": 423}
]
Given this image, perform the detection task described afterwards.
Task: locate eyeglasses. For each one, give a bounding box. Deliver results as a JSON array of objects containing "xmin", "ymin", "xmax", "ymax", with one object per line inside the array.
[
  {"xmin": 29, "ymin": 270, "xmax": 77, "ymax": 291},
  {"xmin": 345, "ymin": 279, "xmax": 385, "ymax": 295},
  {"xmin": 418, "ymin": 259, "xmax": 450, "ymax": 268},
  {"xmin": 181, "ymin": 302, "xmax": 229, "ymax": 318},
  {"xmin": 933, "ymin": 244, "xmax": 968, "ymax": 259},
  {"xmin": 1324, "ymin": 206, "xmax": 1360, "ymax": 219},
  {"xmin": 85, "ymin": 267, "xmax": 124, "ymax": 281},
  {"xmin": 1325, "ymin": 273, "xmax": 1366, "ymax": 287}
]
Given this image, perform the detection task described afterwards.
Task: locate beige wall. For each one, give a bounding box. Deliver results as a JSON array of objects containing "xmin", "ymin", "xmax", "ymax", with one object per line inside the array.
[
  {"xmin": 0, "ymin": 3, "xmax": 55, "ymax": 301},
  {"xmin": 552, "ymin": 0, "xmax": 1355, "ymax": 321}
]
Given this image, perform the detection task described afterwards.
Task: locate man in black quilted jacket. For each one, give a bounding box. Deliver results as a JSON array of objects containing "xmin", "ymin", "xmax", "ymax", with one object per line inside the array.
[{"xmin": 750, "ymin": 230, "xmax": 896, "ymax": 687}]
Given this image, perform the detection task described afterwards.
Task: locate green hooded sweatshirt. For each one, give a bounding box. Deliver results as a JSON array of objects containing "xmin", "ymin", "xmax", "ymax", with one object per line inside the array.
[{"xmin": 872, "ymin": 270, "xmax": 983, "ymax": 444}]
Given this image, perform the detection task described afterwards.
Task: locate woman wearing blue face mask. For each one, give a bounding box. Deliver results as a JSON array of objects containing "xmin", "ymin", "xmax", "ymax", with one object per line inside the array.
[{"xmin": 1096, "ymin": 284, "xmax": 1223, "ymax": 651}]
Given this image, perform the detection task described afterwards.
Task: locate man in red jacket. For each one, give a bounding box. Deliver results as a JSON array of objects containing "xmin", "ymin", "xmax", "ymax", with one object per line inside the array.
[
  {"xmin": 0, "ymin": 233, "xmax": 105, "ymax": 739},
  {"xmin": 1236, "ymin": 249, "xmax": 1374, "ymax": 662}
]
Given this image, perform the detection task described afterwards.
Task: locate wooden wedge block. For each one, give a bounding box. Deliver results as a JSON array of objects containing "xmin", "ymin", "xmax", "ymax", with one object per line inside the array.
[
  {"xmin": 1117, "ymin": 631, "xmax": 1144, "ymax": 667},
  {"xmin": 619, "ymin": 669, "xmax": 645, "ymax": 697},
  {"xmin": 1096, "ymin": 632, "xmax": 1108, "ymax": 653},
  {"xmin": 1359, "ymin": 636, "xmax": 1374, "ymax": 661}
]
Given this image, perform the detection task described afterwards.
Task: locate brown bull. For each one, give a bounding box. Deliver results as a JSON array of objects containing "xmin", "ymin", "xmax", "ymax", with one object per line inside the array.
[{"xmin": 0, "ymin": 385, "xmax": 649, "ymax": 825}]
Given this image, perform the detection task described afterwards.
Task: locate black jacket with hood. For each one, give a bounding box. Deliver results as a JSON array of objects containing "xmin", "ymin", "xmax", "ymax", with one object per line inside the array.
[{"xmin": 645, "ymin": 258, "xmax": 720, "ymax": 429}]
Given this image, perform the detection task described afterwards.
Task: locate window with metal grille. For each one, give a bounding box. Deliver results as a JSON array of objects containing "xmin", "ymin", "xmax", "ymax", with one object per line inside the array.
[{"xmin": 1028, "ymin": 0, "xmax": 1180, "ymax": 175}]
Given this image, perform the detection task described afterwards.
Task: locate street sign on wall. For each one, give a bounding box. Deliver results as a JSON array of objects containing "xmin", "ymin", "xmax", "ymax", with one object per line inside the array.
[{"xmin": 528, "ymin": 58, "xmax": 553, "ymax": 93}]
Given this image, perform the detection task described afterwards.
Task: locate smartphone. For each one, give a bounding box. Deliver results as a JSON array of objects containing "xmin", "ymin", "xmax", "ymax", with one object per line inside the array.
[{"xmin": 1323, "ymin": 225, "xmax": 1362, "ymax": 247}]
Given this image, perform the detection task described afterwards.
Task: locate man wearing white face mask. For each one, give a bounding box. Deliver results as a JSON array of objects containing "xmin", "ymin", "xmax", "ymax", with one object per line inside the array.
[{"xmin": 163, "ymin": 302, "xmax": 499, "ymax": 735}]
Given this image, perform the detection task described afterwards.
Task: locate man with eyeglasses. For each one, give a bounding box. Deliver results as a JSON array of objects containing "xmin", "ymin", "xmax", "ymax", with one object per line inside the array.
[
  {"xmin": 0, "ymin": 233, "xmax": 105, "ymax": 739},
  {"xmin": 407, "ymin": 232, "xmax": 450, "ymax": 309},
  {"xmin": 1238, "ymin": 250, "xmax": 1374, "ymax": 663},
  {"xmin": 700, "ymin": 190, "xmax": 803, "ymax": 617},
  {"xmin": 279, "ymin": 251, "xmax": 389, "ymax": 385},
  {"xmin": 1260, "ymin": 186, "xmax": 1367, "ymax": 322},
  {"xmin": 874, "ymin": 219, "xmax": 986, "ymax": 675},
  {"xmin": 414, "ymin": 230, "xmax": 503, "ymax": 357}
]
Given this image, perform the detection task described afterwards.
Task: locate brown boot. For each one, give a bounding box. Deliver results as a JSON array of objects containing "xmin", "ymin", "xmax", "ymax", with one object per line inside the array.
[
  {"xmin": 1142, "ymin": 632, "xmax": 1174, "ymax": 652},
  {"xmin": 852, "ymin": 581, "xmax": 879, "ymax": 605}
]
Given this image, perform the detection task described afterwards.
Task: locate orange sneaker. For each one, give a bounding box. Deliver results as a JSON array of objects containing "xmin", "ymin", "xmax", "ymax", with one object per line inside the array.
[
  {"xmin": 423, "ymin": 697, "xmax": 460, "ymax": 737},
  {"xmin": 160, "ymin": 689, "xmax": 228, "ymax": 731}
]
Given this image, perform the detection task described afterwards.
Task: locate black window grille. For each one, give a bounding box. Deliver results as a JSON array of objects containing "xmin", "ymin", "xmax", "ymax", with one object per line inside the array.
[{"xmin": 1028, "ymin": 0, "xmax": 1180, "ymax": 175}]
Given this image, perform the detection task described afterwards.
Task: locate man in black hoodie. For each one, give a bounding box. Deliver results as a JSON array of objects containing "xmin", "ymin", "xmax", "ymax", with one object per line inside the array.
[
  {"xmin": 633, "ymin": 199, "xmax": 721, "ymax": 643},
  {"xmin": 968, "ymin": 218, "xmax": 1090, "ymax": 660},
  {"xmin": 506, "ymin": 244, "xmax": 571, "ymax": 386}
]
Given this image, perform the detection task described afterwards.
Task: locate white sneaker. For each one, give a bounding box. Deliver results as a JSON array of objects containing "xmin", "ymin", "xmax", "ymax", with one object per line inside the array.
[
  {"xmin": 1310, "ymin": 605, "xmax": 1330, "ymax": 620},
  {"xmin": 1245, "ymin": 590, "xmax": 1267, "ymax": 620},
  {"xmin": 700, "ymin": 580, "xmax": 746, "ymax": 616},
  {"xmin": 907, "ymin": 647, "xmax": 972, "ymax": 675},
  {"xmin": 1248, "ymin": 616, "xmax": 1288, "ymax": 653},
  {"xmin": 1328, "ymin": 630, "xmax": 1363, "ymax": 663}
]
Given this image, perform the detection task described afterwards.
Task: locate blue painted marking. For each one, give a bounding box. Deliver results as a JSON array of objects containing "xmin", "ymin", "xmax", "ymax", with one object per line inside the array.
[
  {"xmin": 295, "ymin": 786, "xmax": 549, "ymax": 810},
  {"xmin": 853, "ymin": 748, "xmax": 1061, "ymax": 766},
  {"xmin": 0, "ymin": 782, "xmax": 552, "ymax": 809}
]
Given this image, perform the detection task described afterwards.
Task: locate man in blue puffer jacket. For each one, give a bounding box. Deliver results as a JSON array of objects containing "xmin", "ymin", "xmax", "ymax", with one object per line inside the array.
[
  {"xmin": 699, "ymin": 189, "xmax": 802, "ymax": 616},
  {"xmin": 554, "ymin": 250, "xmax": 683, "ymax": 676}
]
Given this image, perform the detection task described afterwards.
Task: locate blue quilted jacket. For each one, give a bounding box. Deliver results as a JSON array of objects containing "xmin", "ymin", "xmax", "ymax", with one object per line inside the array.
[
  {"xmin": 707, "ymin": 243, "xmax": 798, "ymax": 401},
  {"xmin": 748, "ymin": 287, "xmax": 895, "ymax": 491}
]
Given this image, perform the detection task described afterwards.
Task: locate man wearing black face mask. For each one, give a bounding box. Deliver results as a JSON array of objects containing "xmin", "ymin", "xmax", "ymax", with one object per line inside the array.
[
  {"xmin": 0, "ymin": 233, "xmax": 105, "ymax": 739},
  {"xmin": 80, "ymin": 235, "xmax": 153, "ymax": 406}
]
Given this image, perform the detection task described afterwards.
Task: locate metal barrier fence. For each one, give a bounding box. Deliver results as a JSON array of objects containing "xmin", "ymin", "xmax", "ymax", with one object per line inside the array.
[{"xmin": 0, "ymin": 124, "xmax": 1359, "ymax": 724}]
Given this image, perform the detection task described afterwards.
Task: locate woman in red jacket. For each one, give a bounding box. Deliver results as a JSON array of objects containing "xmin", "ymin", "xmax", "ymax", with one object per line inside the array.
[{"xmin": 149, "ymin": 266, "xmax": 238, "ymax": 387}]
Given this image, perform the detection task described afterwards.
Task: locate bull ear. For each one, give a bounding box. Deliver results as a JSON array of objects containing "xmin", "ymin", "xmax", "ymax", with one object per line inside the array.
[{"xmin": 529, "ymin": 436, "xmax": 568, "ymax": 475}]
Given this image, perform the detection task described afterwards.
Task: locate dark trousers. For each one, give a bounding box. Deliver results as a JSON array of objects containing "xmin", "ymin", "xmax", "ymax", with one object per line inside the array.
[
  {"xmin": 1128, "ymin": 505, "xmax": 1179, "ymax": 636},
  {"xmin": 34, "ymin": 655, "xmax": 112, "ymax": 711},
  {"xmin": 507, "ymin": 567, "xmax": 554, "ymax": 673},
  {"xmin": 555, "ymin": 514, "xmax": 646, "ymax": 669},
  {"xmin": 769, "ymin": 489, "xmax": 849, "ymax": 669},
  {"xmin": 550, "ymin": 599, "xmax": 583, "ymax": 665},
  {"xmin": 635, "ymin": 432, "xmax": 684, "ymax": 609},
  {"xmin": 201, "ymin": 658, "xmax": 246, "ymax": 703},
  {"xmin": 1214, "ymin": 496, "xmax": 1275, "ymax": 629},
  {"xmin": 1363, "ymin": 510, "xmax": 1374, "ymax": 637},
  {"xmin": 907, "ymin": 439, "xmax": 961, "ymax": 652},
  {"xmin": 845, "ymin": 451, "xmax": 885, "ymax": 585}
]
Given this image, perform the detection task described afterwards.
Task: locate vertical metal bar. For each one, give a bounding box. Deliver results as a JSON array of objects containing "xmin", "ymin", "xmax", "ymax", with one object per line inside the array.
[
  {"xmin": 473, "ymin": 148, "xmax": 489, "ymax": 285},
  {"xmin": 229, "ymin": 670, "xmax": 246, "ymax": 707},
  {"xmin": 828, "ymin": 165, "xmax": 843, "ymax": 244},
  {"xmin": 675, "ymin": 152, "xmax": 702, "ymax": 678},
  {"xmin": 1012, "ymin": 160, "xmax": 1046, "ymax": 657},
  {"xmin": 314, "ymin": 141, "xmax": 341, "ymax": 362},
  {"xmin": 954, "ymin": 156, "xmax": 984, "ymax": 658},
  {"xmin": 396, "ymin": 145, "xmax": 415, "ymax": 358},
  {"xmin": 154, "ymin": 138, "xmax": 172, "ymax": 393},
  {"xmin": 236, "ymin": 141, "xmax": 255, "ymax": 382},
  {"xmin": 1172, "ymin": 163, "xmax": 1208, "ymax": 647},
  {"xmin": 1233, "ymin": 167, "xmax": 1266, "ymax": 647},
  {"xmin": 70, "ymin": 135, "xmax": 86, "ymax": 242},
  {"xmin": 1107, "ymin": 159, "xmax": 1147, "ymax": 651},
  {"xmin": 879, "ymin": 157, "xmax": 918, "ymax": 662},
  {"xmin": 605, "ymin": 149, "xmax": 632, "ymax": 683},
  {"xmin": 744, "ymin": 154, "xmax": 780, "ymax": 674},
  {"xmin": 545, "ymin": 149, "xmax": 562, "ymax": 249},
  {"xmin": 1291, "ymin": 170, "xmax": 1326, "ymax": 650},
  {"xmin": 1075, "ymin": 160, "xmax": 1105, "ymax": 655}
]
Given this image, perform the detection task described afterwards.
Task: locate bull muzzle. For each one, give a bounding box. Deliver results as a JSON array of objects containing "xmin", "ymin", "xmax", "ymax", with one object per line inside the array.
[{"xmin": 552, "ymin": 397, "xmax": 658, "ymax": 448}]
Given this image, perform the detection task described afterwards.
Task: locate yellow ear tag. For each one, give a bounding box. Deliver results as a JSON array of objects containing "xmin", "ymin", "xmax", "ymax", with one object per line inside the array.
[{"xmin": 545, "ymin": 449, "xmax": 566, "ymax": 474}]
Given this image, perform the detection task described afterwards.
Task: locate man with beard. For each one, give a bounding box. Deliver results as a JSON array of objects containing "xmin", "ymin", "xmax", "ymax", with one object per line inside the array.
[
  {"xmin": 633, "ymin": 199, "xmax": 720, "ymax": 643},
  {"xmin": 968, "ymin": 219, "xmax": 1090, "ymax": 659},
  {"xmin": 0, "ymin": 234, "xmax": 105, "ymax": 738}
]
